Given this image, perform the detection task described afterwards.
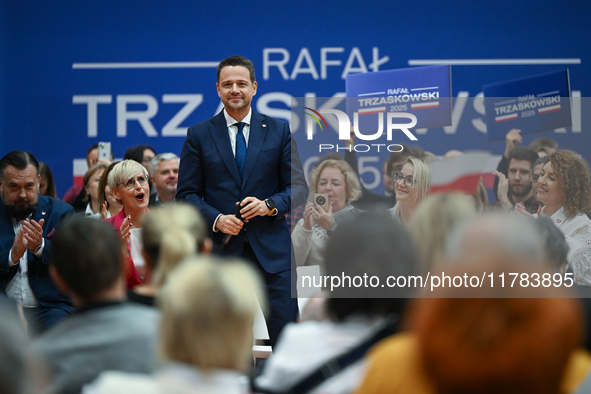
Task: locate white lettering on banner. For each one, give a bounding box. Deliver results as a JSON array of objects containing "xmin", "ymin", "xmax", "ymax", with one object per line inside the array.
[
  {"xmin": 290, "ymin": 48, "xmax": 319, "ymax": 80},
  {"xmin": 415, "ymin": 92, "xmax": 470, "ymax": 135},
  {"xmin": 263, "ymin": 47, "xmax": 389, "ymax": 80},
  {"xmin": 341, "ymin": 47, "xmax": 368, "ymax": 79},
  {"xmin": 74, "ymin": 94, "xmax": 204, "ymax": 137},
  {"xmin": 493, "ymin": 96, "xmax": 561, "ymax": 115},
  {"xmin": 357, "ymin": 92, "xmax": 440, "ymax": 107},
  {"xmin": 472, "ymin": 92, "xmax": 487, "ymax": 134},
  {"xmin": 304, "ymin": 93, "xmax": 347, "ymax": 138},
  {"xmin": 117, "ymin": 95, "xmax": 159, "ymax": 137},
  {"xmin": 263, "ymin": 48, "xmax": 290, "ymax": 80},
  {"xmin": 73, "ymin": 95, "xmax": 112, "ymax": 137},
  {"xmin": 256, "ymin": 93, "xmax": 296, "ymax": 131},
  {"xmin": 321, "ymin": 48, "xmax": 344, "ymax": 79},
  {"xmin": 161, "ymin": 94, "xmax": 203, "ymax": 136}
]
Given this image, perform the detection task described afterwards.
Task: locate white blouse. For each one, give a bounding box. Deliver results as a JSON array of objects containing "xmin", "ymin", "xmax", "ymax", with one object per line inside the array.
[{"xmin": 543, "ymin": 206, "xmax": 591, "ymax": 285}]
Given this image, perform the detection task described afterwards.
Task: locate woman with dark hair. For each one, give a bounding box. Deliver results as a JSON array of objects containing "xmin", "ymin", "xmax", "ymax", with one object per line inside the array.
[
  {"xmin": 97, "ymin": 162, "xmax": 123, "ymax": 219},
  {"xmin": 82, "ymin": 163, "xmax": 108, "ymax": 218},
  {"xmin": 123, "ymin": 145, "xmax": 156, "ymax": 176},
  {"xmin": 530, "ymin": 149, "xmax": 591, "ymax": 285},
  {"xmin": 38, "ymin": 161, "xmax": 58, "ymax": 199}
]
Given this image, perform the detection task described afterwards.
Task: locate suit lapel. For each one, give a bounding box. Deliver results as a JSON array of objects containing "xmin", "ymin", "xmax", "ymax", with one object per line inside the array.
[
  {"xmin": 242, "ymin": 111, "xmax": 266, "ymax": 188},
  {"xmin": 0, "ymin": 199, "xmax": 16, "ymax": 249},
  {"xmin": 32, "ymin": 196, "xmax": 50, "ymax": 235},
  {"xmin": 209, "ymin": 111, "xmax": 242, "ymax": 188}
]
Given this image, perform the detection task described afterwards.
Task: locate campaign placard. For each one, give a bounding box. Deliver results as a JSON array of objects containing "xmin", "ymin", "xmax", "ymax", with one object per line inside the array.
[
  {"xmin": 483, "ymin": 69, "xmax": 571, "ymax": 141},
  {"xmin": 345, "ymin": 65, "xmax": 452, "ymax": 133}
]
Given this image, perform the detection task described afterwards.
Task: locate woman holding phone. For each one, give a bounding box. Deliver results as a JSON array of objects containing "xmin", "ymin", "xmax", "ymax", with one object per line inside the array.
[{"xmin": 292, "ymin": 159, "xmax": 362, "ymax": 272}]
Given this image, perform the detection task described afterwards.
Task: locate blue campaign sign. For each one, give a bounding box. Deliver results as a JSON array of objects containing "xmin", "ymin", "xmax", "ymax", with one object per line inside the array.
[
  {"xmin": 483, "ymin": 69, "xmax": 572, "ymax": 141},
  {"xmin": 345, "ymin": 65, "xmax": 452, "ymax": 130}
]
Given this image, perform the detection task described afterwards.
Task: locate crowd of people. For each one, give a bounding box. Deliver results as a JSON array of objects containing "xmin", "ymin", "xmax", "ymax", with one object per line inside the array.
[{"xmin": 1, "ymin": 55, "xmax": 591, "ymax": 394}]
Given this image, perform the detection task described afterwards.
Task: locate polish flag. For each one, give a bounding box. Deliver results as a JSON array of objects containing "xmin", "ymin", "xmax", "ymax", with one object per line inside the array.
[
  {"xmin": 359, "ymin": 107, "xmax": 386, "ymax": 115},
  {"xmin": 430, "ymin": 153, "xmax": 499, "ymax": 194},
  {"xmin": 411, "ymin": 101, "xmax": 439, "ymax": 109},
  {"xmin": 495, "ymin": 113, "xmax": 518, "ymax": 123},
  {"xmin": 538, "ymin": 104, "xmax": 561, "ymax": 114}
]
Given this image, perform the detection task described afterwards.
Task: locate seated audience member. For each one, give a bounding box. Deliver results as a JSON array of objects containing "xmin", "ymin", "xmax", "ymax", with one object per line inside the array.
[
  {"xmin": 124, "ymin": 145, "xmax": 157, "ymax": 196},
  {"xmin": 104, "ymin": 160, "xmax": 149, "ymax": 287},
  {"xmin": 254, "ymin": 213, "xmax": 417, "ymax": 394},
  {"xmin": 287, "ymin": 153, "xmax": 345, "ymax": 233},
  {"xmin": 493, "ymin": 129, "xmax": 558, "ymax": 200},
  {"xmin": 524, "ymin": 150, "xmax": 591, "ymax": 285},
  {"xmin": 81, "ymin": 163, "xmax": 108, "ymax": 218},
  {"xmin": 38, "ymin": 161, "xmax": 58, "ymax": 200},
  {"xmin": 355, "ymin": 213, "xmax": 591, "ymax": 394},
  {"xmin": 62, "ymin": 144, "xmax": 99, "ymax": 204},
  {"xmin": 407, "ymin": 192, "xmax": 476, "ymax": 276},
  {"xmin": 531, "ymin": 155, "xmax": 549, "ymax": 204},
  {"xmin": 148, "ymin": 153, "xmax": 179, "ymax": 207},
  {"xmin": 292, "ymin": 159, "xmax": 362, "ymax": 273},
  {"xmin": 0, "ymin": 151, "xmax": 74, "ymax": 336},
  {"xmin": 127, "ymin": 203, "xmax": 212, "ymax": 307},
  {"xmin": 390, "ymin": 156, "xmax": 432, "ymax": 224},
  {"xmin": 97, "ymin": 162, "xmax": 123, "ymax": 219},
  {"xmin": 124, "ymin": 145, "xmax": 156, "ymax": 175},
  {"xmin": 83, "ymin": 256, "xmax": 265, "ymax": 394},
  {"xmin": 494, "ymin": 145, "xmax": 539, "ymax": 213},
  {"xmin": 344, "ymin": 129, "xmax": 427, "ymax": 213},
  {"xmin": 35, "ymin": 217, "xmax": 160, "ymax": 394},
  {"xmin": 413, "ymin": 274, "xmax": 583, "ymax": 394}
]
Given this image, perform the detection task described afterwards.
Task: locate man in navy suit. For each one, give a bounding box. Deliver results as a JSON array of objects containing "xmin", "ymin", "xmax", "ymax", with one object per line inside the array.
[
  {"xmin": 176, "ymin": 56, "xmax": 308, "ymax": 346},
  {"xmin": 0, "ymin": 151, "xmax": 74, "ymax": 335}
]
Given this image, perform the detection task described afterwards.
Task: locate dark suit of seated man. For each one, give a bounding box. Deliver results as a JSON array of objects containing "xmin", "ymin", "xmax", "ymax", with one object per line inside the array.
[{"xmin": 0, "ymin": 151, "xmax": 74, "ymax": 336}]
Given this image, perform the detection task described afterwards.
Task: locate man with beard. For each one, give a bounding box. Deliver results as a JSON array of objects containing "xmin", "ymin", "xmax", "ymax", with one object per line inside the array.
[
  {"xmin": 0, "ymin": 151, "xmax": 74, "ymax": 335},
  {"xmin": 493, "ymin": 146, "xmax": 539, "ymax": 214}
]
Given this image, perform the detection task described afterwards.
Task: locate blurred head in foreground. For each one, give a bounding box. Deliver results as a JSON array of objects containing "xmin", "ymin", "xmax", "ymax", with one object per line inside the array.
[
  {"xmin": 408, "ymin": 192, "xmax": 476, "ymax": 276},
  {"xmin": 158, "ymin": 256, "xmax": 265, "ymax": 373},
  {"xmin": 413, "ymin": 213, "xmax": 583, "ymax": 394},
  {"xmin": 324, "ymin": 212, "xmax": 417, "ymax": 321},
  {"xmin": 141, "ymin": 203, "xmax": 211, "ymax": 286}
]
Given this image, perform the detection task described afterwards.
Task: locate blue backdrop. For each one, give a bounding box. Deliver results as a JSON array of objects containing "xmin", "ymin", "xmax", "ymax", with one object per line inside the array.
[{"xmin": 1, "ymin": 0, "xmax": 590, "ymax": 196}]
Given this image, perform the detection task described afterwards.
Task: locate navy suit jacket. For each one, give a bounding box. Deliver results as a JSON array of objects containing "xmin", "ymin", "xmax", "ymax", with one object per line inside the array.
[
  {"xmin": 0, "ymin": 195, "xmax": 74, "ymax": 311},
  {"xmin": 176, "ymin": 110, "xmax": 308, "ymax": 274}
]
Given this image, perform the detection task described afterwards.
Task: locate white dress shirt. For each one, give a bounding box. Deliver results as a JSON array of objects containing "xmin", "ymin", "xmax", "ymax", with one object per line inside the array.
[
  {"xmin": 212, "ymin": 109, "xmax": 252, "ymax": 232},
  {"xmin": 6, "ymin": 216, "xmax": 43, "ymax": 307}
]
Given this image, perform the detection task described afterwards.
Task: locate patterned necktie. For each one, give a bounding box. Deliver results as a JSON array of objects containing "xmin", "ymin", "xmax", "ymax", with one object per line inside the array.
[{"xmin": 234, "ymin": 122, "xmax": 247, "ymax": 180}]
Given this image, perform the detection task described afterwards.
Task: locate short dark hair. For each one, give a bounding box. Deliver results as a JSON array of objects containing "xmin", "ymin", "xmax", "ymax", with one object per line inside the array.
[
  {"xmin": 324, "ymin": 212, "xmax": 417, "ymax": 321},
  {"xmin": 86, "ymin": 144, "xmax": 99, "ymax": 161},
  {"xmin": 51, "ymin": 216, "xmax": 123, "ymax": 300},
  {"xmin": 533, "ymin": 156, "xmax": 549, "ymax": 170},
  {"xmin": 0, "ymin": 151, "xmax": 39, "ymax": 180},
  {"xmin": 217, "ymin": 56, "xmax": 256, "ymax": 83},
  {"xmin": 508, "ymin": 146, "xmax": 539, "ymax": 168},
  {"xmin": 529, "ymin": 137, "xmax": 558, "ymax": 153},
  {"xmin": 124, "ymin": 145, "xmax": 156, "ymax": 164},
  {"xmin": 39, "ymin": 162, "xmax": 58, "ymax": 199}
]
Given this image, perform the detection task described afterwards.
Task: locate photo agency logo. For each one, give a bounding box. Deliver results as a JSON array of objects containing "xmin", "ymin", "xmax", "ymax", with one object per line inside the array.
[{"xmin": 304, "ymin": 106, "xmax": 418, "ymax": 153}]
